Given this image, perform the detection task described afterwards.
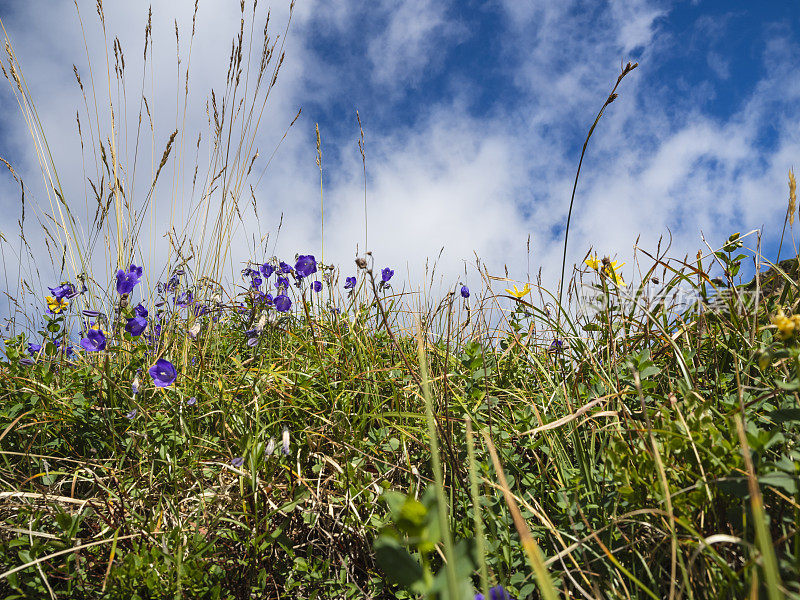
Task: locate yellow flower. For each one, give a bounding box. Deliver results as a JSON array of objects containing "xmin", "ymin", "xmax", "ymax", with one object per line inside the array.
[
  {"xmin": 771, "ymin": 309, "xmax": 800, "ymax": 340},
  {"xmin": 604, "ymin": 260, "xmax": 626, "ymax": 287},
  {"xmin": 505, "ymin": 283, "xmax": 531, "ymax": 298},
  {"xmin": 586, "ymin": 254, "xmax": 626, "ymax": 287},
  {"xmin": 46, "ymin": 295, "xmax": 68, "ymax": 314}
]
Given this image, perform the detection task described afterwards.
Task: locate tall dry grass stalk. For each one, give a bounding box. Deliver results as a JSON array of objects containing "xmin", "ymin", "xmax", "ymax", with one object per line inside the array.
[{"xmin": 0, "ymin": 1, "xmax": 297, "ymax": 325}]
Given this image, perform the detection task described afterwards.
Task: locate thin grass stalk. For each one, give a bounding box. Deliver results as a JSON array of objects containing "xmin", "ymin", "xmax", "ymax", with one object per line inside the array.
[
  {"xmin": 316, "ymin": 122, "xmax": 323, "ymax": 264},
  {"xmin": 556, "ymin": 61, "xmax": 637, "ymax": 329},
  {"xmin": 414, "ymin": 315, "xmax": 458, "ymax": 600}
]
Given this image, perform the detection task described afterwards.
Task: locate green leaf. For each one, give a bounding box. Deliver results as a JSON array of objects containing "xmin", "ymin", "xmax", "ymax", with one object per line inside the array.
[
  {"xmin": 770, "ymin": 408, "xmax": 800, "ymax": 423},
  {"xmin": 759, "ymin": 472, "xmax": 798, "ymax": 495},
  {"xmin": 374, "ymin": 536, "xmax": 424, "ymax": 587},
  {"xmin": 775, "ymin": 379, "xmax": 800, "ymax": 391}
]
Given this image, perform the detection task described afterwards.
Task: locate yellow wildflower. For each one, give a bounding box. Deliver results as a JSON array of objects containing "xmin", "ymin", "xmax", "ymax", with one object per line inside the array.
[
  {"xmin": 585, "ymin": 254, "xmax": 601, "ymax": 270},
  {"xmin": 46, "ymin": 295, "xmax": 68, "ymax": 314},
  {"xmin": 771, "ymin": 309, "xmax": 800, "ymax": 340},
  {"xmin": 603, "ymin": 260, "xmax": 626, "ymax": 287},
  {"xmin": 586, "ymin": 254, "xmax": 626, "ymax": 286},
  {"xmin": 505, "ymin": 283, "xmax": 531, "ymax": 298}
]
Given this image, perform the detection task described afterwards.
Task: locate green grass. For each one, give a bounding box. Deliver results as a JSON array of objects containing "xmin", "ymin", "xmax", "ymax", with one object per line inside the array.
[{"xmin": 1, "ymin": 3, "xmax": 800, "ymax": 599}]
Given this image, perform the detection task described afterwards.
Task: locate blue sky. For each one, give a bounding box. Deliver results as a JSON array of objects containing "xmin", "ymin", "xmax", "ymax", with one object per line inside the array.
[{"xmin": 0, "ymin": 0, "xmax": 798, "ymax": 325}]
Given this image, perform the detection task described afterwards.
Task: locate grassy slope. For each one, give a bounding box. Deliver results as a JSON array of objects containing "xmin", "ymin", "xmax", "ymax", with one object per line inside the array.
[{"xmin": 2, "ymin": 239, "xmax": 800, "ymax": 599}]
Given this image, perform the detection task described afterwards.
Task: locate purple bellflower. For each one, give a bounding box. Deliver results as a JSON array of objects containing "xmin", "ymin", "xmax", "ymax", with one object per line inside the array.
[
  {"xmin": 125, "ymin": 315, "xmax": 148, "ymax": 336},
  {"xmin": 461, "ymin": 285, "xmax": 470, "ymax": 298},
  {"xmin": 312, "ymin": 280, "xmax": 322, "ymax": 292},
  {"xmin": 274, "ymin": 294, "xmax": 291, "ymax": 312},
  {"xmin": 80, "ymin": 329, "xmax": 107, "ymax": 352},
  {"xmin": 475, "ymin": 585, "xmax": 515, "ymax": 600},
  {"xmin": 175, "ymin": 291, "xmax": 194, "ymax": 307},
  {"xmin": 149, "ymin": 358, "xmax": 177, "ymax": 387},
  {"xmin": 381, "ymin": 268, "xmax": 394, "ymax": 283},
  {"xmin": 49, "ymin": 283, "xmax": 77, "ymax": 301},
  {"xmin": 116, "ymin": 264, "xmax": 143, "ymax": 295},
  {"xmin": 295, "ymin": 255, "xmax": 317, "ymax": 278},
  {"xmin": 344, "ymin": 276, "xmax": 356, "ymax": 289}
]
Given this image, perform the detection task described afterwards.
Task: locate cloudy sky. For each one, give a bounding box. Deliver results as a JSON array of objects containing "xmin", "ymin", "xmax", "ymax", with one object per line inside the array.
[{"xmin": 0, "ymin": 0, "xmax": 798, "ymax": 322}]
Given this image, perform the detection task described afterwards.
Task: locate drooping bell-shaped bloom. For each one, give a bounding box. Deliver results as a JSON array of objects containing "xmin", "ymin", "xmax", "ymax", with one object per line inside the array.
[
  {"xmin": 279, "ymin": 261, "xmax": 292, "ymax": 274},
  {"xmin": 261, "ymin": 263, "xmax": 275, "ymax": 278},
  {"xmin": 312, "ymin": 280, "xmax": 322, "ymax": 292},
  {"xmin": 28, "ymin": 342, "xmax": 43, "ymax": 356},
  {"xmin": 149, "ymin": 358, "xmax": 177, "ymax": 387},
  {"xmin": 282, "ymin": 428, "xmax": 291, "ymax": 455},
  {"xmin": 381, "ymin": 268, "xmax": 394, "ymax": 283},
  {"xmin": 175, "ymin": 290, "xmax": 194, "ymax": 307},
  {"xmin": 295, "ymin": 255, "xmax": 317, "ymax": 278},
  {"xmin": 461, "ymin": 285, "xmax": 470, "ymax": 298},
  {"xmin": 134, "ymin": 303, "xmax": 148, "ymax": 318},
  {"xmin": 344, "ymin": 276, "xmax": 356, "ymax": 289},
  {"xmin": 231, "ymin": 457, "xmax": 245, "ymax": 468},
  {"xmin": 116, "ymin": 264, "xmax": 143, "ymax": 295},
  {"xmin": 274, "ymin": 294, "xmax": 291, "ymax": 312},
  {"xmin": 125, "ymin": 315, "xmax": 147, "ymax": 337},
  {"xmin": 251, "ymin": 275, "xmax": 262, "ymax": 289},
  {"xmin": 80, "ymin": 329, "xmax": 107, "ymax": 352},
  {"xmin": 276, "ymin": 276, "xmax": 290, "ymax": 290},
  {"xmin": 49, "ymin": 282, "xmax": 76, "ymax": 301}
]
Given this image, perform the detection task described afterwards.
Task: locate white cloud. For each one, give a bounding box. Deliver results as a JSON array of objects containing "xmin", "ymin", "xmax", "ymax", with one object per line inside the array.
[
  {"xmin": 0, "ymin": 0, "xmax": 798, "ymax": 329},
  {"xmin": 366, "ymin": 0, "xmax": 462, "ymax": 87}
]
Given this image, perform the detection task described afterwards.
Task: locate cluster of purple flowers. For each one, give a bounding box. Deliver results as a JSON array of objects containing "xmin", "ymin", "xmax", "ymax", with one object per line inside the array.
[
  {"xmin": 34, "ymin": 254, "xmax": 403, "ymax": 405},
  {"xmin": 243, "ymin": 254, "xmax": 328, "ymax": 317},
  {"xmin": 24, "ymin": 338, "xmax": 74, "ymax": 363}
]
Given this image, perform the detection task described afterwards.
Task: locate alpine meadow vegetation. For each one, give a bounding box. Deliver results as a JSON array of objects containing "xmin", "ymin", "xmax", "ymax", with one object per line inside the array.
[{"xmin": 1, "ymin": 2, "xmax": 800, "ymax": 599}]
